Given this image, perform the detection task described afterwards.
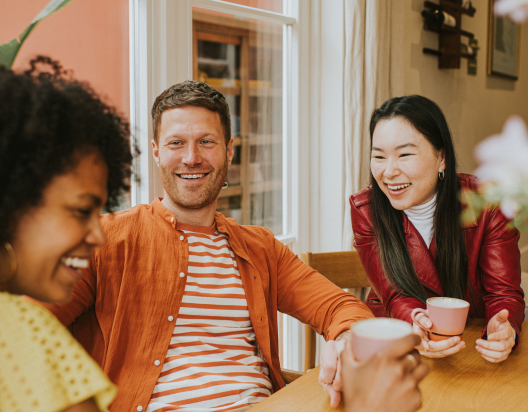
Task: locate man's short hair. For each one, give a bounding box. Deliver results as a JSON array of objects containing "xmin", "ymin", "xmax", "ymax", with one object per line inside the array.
[{"xmin": 151, "ymin": 80, "xmax": 231, "ymax": 145}]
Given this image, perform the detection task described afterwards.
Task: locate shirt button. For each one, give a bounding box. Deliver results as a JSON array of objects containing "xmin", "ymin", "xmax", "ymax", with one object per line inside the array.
[
  {"xmin": 168, "ymin": 316, "xmax": 174, "ymax": 321},
  {"xmin": 179, "ymin": 272, "xmax": 185, "ymax": 278},
  {"xmin": 170, "ymin": 217, "xmax": 174, "ymax": 223},
  {"xmin": 137, "ymin": 406, "xmax": 143, "ymax": 411},
  {"xmin": 154, "ymin": 360, "xmax": 161, "ymax": 366},
  {"xmin": 180, "ymin": 235, "xmax": 184, "ymax": 241}
]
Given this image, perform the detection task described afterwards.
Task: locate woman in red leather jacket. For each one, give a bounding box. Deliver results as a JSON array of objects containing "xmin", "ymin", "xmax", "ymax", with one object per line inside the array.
[{"xmin": 350, "ymin": 95, "xmax": 525, "ymax": 362}]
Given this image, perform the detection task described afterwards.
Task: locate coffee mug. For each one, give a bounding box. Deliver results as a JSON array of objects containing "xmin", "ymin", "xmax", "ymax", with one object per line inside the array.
[
  {"xmin": 411, "ymin": 297, "xmax": 470, "ymax": 342},
  {"xmin": 350, "ymin": 317, "xmax": 413, "ymax": 361}
]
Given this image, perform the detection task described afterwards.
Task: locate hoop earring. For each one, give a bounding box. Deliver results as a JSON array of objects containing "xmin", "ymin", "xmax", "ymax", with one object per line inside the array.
[
  {"xmin": 1, "ymin": 242, "xmax": 17, "ymax": 283},
  {"xmin": 222, "ymin": 181, "xmax": 229, "ymax": 189},
  {"xmin": 438, "ymin": 171, "xmax": 445, "ymax": 180}
]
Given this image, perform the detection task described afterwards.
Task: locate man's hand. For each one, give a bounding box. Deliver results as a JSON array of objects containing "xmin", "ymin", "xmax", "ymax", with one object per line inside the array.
[
  {"xmin": 319, "ymin": 338, "xmax": 346, "ymax": 408},
  {"xmin": 476, "ymin": 309, "xmax": 516, "ymax": 363},
  {"xmin": 341, "ymin": 334, "xmax": 429, "ymax": 412}
]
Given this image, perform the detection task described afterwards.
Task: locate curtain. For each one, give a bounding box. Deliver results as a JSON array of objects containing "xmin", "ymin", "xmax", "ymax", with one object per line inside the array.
[{"xmin": 342, "ymin": 0, "xmax": 404, "ymax": 299}]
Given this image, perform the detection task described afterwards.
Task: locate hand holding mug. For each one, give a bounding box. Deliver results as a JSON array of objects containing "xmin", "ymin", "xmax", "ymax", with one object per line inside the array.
[
  {"xmin": 476, "ymin": 309, "xmax": 516, "ymax": 363},
  {"xmin": 412, "ymin": 312, "xmax": 466, "ymax": 358},
  {"xmin": 320, "ymin": 318, "xmax": 413, "ymax": 408},
  {"xmin": 326, "ymin": 318, "xmax": 418, "ymax": 409},
  {"xmin": 340, "ymin": 333, "xmax": 429, "ymax": 412},
  {"xmin": 411, "ymin": 297, "xmax": 469, "ymax": 358}
]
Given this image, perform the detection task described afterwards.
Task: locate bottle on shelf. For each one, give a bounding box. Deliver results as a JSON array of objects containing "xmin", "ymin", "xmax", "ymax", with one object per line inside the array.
[
  {"xmin": 460, "ymin": 42, "xmax": 474, "ymax": 56},
  {"xmin": 422, "ymin": 1, "xmax": 457, "ymax": 28},
  {"xmin": 421, "ymin": 9, "xmax": 457, "ymax": 29},
  {"xmin": 460, "ymin": 0, "xmax": 475, "ymax": 12}
]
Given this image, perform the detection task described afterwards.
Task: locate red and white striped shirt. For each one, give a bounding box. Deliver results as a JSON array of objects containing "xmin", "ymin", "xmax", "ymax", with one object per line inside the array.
[{"xmin": 147, "ymin": 222, "xmax": 272, "ymax": 412}]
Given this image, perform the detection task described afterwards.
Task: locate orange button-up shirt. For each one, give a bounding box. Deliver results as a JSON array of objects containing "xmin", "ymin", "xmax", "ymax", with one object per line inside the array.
[{"xmin": 39, "ymin": 198, "xmax": 373, "ymax": 411}]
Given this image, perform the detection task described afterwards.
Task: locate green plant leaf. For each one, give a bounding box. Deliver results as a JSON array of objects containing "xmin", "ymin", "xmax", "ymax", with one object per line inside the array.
[{"xmin": 0, "ymin": 0, "xmax": 73, "ymax": 69}]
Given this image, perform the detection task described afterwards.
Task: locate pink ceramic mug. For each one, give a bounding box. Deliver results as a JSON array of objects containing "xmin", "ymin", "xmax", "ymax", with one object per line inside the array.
[
  {"xmin": 411, "ymin": 297, "xmax": 470, "ymax": 341},
  {"xmin": 350, "ymin": 318, "xmax": 413, "ymax": 361}
]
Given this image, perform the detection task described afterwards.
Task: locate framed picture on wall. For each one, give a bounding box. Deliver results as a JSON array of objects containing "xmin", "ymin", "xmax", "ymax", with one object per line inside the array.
[{"xmin": 488, "ymin": 0, "xmax": 521, "ymax": 79}]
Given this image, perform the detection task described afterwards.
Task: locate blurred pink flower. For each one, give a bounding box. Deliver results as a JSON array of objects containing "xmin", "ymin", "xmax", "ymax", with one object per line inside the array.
[
  {"xmin": 495, "ymin": 0, "xmax": 528, "ymax": 22},
  {"xmin": 474, "ymin": 116, "xmax": 528, "ymax": 219}
]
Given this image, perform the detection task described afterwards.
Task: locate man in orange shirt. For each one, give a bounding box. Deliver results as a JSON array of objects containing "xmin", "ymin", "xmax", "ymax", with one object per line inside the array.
[{"xmin": 42, "ymin": 81, "xmax": 427, "ymax": 412}]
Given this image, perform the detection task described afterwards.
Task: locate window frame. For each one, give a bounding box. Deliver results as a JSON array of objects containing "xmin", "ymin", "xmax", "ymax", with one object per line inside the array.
[
  {"xmin": 130, "ymin": 0, "xmax": 297, "ymax": 243},
  {"xmin": 129, "ymin": 0, "xmax": 310, "ymax": 370}
]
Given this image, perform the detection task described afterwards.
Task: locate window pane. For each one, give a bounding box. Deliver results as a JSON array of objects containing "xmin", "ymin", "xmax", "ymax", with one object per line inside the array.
[
  {"xmin": 221, "ymin": 0, "xmax": 283, "ymax": 14},
  {"xmin": 193, "ymin": 8, "xmax": 284, "ymax": 235}
]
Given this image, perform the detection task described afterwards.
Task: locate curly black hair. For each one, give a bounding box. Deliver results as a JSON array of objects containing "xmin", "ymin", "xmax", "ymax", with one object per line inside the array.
[{"xmin": 0, "ymin": 56, "xmax": 133, "ymax": 243}]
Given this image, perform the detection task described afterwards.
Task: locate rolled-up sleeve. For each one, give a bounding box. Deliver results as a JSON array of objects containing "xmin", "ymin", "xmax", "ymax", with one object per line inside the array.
[{"xmin": 275, "ymin": 239, "xmax": 373, "ymax": 341}]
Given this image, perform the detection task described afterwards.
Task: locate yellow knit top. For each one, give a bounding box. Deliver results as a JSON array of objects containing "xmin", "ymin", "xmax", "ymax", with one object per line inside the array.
[{"xmin": 0, "ymin": 292, "xmax": 117, "ymax": 412}]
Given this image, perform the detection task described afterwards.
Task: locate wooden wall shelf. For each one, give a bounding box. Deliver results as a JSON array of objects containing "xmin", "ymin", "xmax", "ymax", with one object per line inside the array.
[
  {"xmin": 422, "ymin": 0, "xmax": 477, "ymax": 69},
  {"xmin": 440, "ymin": 0, "xmax": 476, "ymax": 16}
]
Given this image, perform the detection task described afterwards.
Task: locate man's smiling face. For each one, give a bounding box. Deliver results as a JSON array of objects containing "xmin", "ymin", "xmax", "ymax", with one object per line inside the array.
[{"xmin": 152, "ymin": 106, "xmax": 234, "ymax": 210}]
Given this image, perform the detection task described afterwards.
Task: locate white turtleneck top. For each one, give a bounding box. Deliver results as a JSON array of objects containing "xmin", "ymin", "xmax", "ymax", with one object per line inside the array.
[{"xmin": 403, "ymin": 195, "xmax": 437, "ymax": 247}]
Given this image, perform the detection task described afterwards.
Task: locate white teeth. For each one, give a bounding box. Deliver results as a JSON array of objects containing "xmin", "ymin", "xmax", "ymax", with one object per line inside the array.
[
  {"xmin": 388, "ymin": 183, "xmax": 411, "ymax": 190},
  {"xmin": 61, "ymin": 256, "xmax": 89, "ymax": 269},
  {"xmin": 181, "ymin": 174, "xmax": 205, "ymax": 179}
]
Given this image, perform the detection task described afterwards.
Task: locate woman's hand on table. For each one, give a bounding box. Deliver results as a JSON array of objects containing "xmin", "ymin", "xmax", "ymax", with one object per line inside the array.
[
  {"xmin": 340, "ymin": 333, "xmax": 429, "ymax": 412},
  {"xmin": 476, "ymin": 309, "xmax": 515, "ymax": 363},
  {"xmin": 319, "ymin": 338, "xmax": 346, "ymax": 408},
  {"xmin": 413, "ymin": 312, "xmax": 466, "ymax": 358}
]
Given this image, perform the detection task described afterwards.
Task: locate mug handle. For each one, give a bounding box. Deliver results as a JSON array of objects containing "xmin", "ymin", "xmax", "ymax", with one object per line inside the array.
[{"xmin": 411, "ymin": 308, "xmax": 430, "ymax": 332}]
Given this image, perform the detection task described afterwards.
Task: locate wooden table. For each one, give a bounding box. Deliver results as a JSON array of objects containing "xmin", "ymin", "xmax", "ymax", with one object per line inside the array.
[{"xmin": 250, "ymin": 319, "xmax": 527, "ymax": 412}]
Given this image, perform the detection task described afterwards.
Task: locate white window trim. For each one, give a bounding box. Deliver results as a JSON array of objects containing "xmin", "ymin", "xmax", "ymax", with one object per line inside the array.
[
  {"xmin": 130, "ymin": 0, "xmax": 193, "ymax": 207},
  {"xmin": 192, "ymin": 0, "xmax": 295, "ymax": 24}
]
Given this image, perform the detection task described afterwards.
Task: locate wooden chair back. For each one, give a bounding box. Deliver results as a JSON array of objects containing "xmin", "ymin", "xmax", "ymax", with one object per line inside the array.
[
  {"xmin": 301, "ymin": 250, "xmax": 369, "ymax": 372},
  {"xmin": 281, "ymin": 368, "xmax": 304, "ymax": 384}
]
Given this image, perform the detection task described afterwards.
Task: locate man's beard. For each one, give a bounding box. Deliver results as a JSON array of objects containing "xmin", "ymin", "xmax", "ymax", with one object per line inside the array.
[{"xmin": 159, "ymin": 157, "xmax": 228, "ymax": 210}]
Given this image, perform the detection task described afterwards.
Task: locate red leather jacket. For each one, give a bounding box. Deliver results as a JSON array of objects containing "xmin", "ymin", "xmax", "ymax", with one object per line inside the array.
[{"xmin": 350, "ymin": 174, "xmax": 525, "ymax": 339}]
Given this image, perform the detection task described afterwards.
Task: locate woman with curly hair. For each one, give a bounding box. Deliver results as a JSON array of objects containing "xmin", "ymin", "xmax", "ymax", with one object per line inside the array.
[
  {"xmin": 350, "ymin": 95, "xmax": 525, "ymax": 363},
  {"xmin": 0, "ymin": 56, "xmax": 133, "ymax": 411}
]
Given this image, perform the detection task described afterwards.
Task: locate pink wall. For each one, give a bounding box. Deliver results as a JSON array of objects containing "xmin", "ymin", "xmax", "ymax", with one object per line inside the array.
[{"xmin": 0, "ymin": 0, "xmax": 129, "ymax": 118}]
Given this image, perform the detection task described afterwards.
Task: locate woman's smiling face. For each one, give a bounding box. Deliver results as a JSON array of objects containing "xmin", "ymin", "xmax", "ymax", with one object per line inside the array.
[
  {"xmin": 7, "ymin": 152, "xmax": 108, "ymax": 304},
  {"xmin": 370, "ymin": 117, "xmax": 445, "ymax": 210}
]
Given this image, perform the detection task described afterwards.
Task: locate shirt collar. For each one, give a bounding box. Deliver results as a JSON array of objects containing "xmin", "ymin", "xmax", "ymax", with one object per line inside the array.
[
  {"xmin": 151, "ymin": 197, "xmax": 252, "ymax": 262},
  {"xmin": 152, "ymin": 197, "xmax": 175, "ymax": 226},
  {"xmin": 214, "ymin": 212, "xmax": 252, "ymax": 262}
]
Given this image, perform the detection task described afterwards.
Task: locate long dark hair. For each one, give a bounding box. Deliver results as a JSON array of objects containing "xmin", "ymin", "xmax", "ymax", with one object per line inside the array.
[{"xmin": 369, "ymin": 95, "xmax": 468, "ymax": 302}]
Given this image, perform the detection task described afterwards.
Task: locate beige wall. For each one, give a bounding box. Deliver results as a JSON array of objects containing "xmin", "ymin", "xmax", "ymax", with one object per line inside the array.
[
  {"xmin": 401, "ymin": 0, "xmax": 528, "ymax": 172},
  {"xmin": 400, "ymin": 0, "xmax": 528, "ymax": 270}
]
